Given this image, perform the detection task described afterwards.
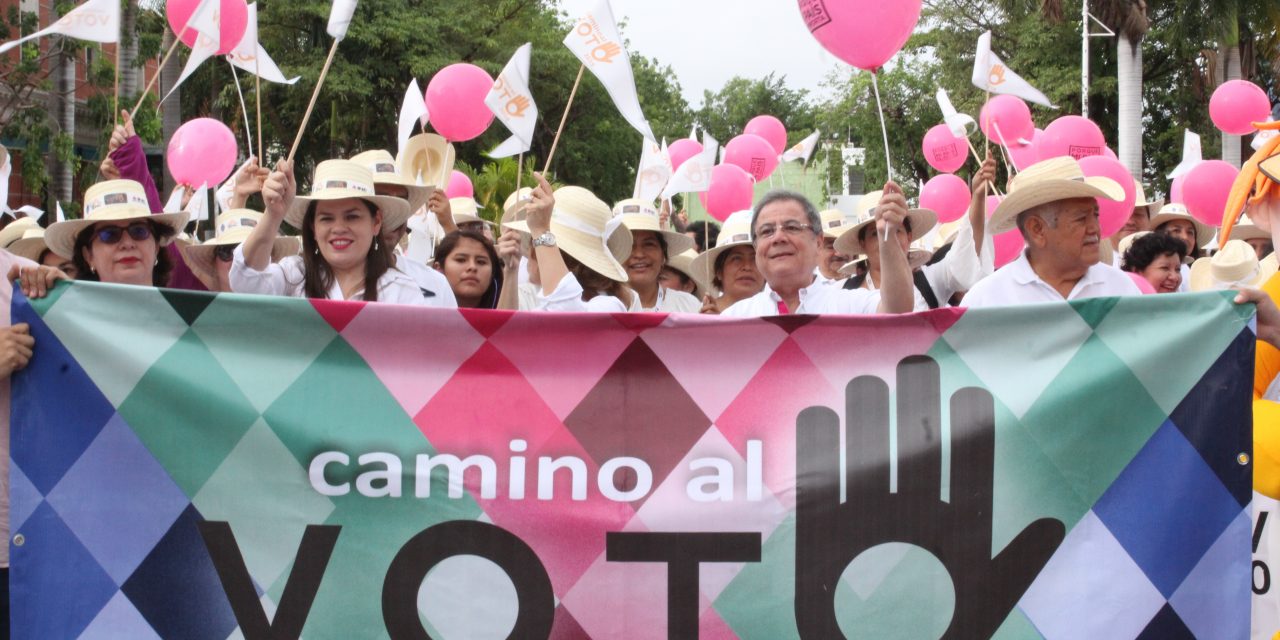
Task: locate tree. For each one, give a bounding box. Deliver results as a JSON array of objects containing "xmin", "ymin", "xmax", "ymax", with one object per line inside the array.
[{"xmin": 694, "ymin": 73, "xmax": 817, "ymax": 148}]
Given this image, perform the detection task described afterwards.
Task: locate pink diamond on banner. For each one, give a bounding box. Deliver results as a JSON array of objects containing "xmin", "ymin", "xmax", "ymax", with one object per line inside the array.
[
  {"xmin": 642, "ymin": 317, "xmax": 789, "ymax": 422},
  {"xmin": 550, "ymin": 606, "xmax": 590, "ymax": 638},
  {"xmin": 342, "ymin": 306, "xmax": 484, "ymax": 417},
  {"xmin": 463, "ymin": 308, "xmax": 515, "ymax": 338},
  {"xmin": 716, "ymin": 339, "xmax": 838, "ymax": 509},
  {"xmin": 309, "ymin": 298, "xmax": 368, "ymax": 333},
  {"xmin": 562, "ymin": 543, "xmax": 670, "ymax": 640},
  {"xmin": 925, "ymin": 306, "xmax": 966, "ymax": 334},
  {"xmin": 790, "ymin": 314, "xmax": 947, "ymax": 392},
  {"xmin": 611, "ymin": 311, "xmax": 670, "ymax": 333},
  {"xmin": 700, "ymin": 602, "xmax": 740, "ymax": 639},
  {"xmin": 488, "ymin": 312, "xmax": 637, "ymax": 420}
]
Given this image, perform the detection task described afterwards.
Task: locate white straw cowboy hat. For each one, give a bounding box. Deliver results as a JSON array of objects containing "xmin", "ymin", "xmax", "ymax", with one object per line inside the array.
[
  {"xmin": 666, "ymin": 248, "xmax": 708, "ymax": 298},
  {"xmin": 46, "ymin": 180, "xmax": 189, "ymax": 260},
  {"xmin": 833, "ymin": 190, "xmax": 938, "ymax": 258},
  {"xmin": 988, "ymin": 157, "xmax": 1125, "ymax": 235},
  {"xmin": 181, "ymin": 210, "xmax": 301, "ymax": 290},
  {"xmin": 286, "ymin": 160, "xmax": 411, "ymax": 232},
  {"xmin": 349, "ymin": 149, "xmax": 433, "ymax": 214},
  {"xmin": 1115, "ymin": 230, "xmax": 1153, "ymax": 268},
  {"xmin": 1150, "ymin": 202, "xmax": 1214, "ymax": 250},
  {"xmin": 505, "ymin": 186, "xmax": 633, "ymax": 282},
  {"xmin": 1133, "ymin": 180, "xmax": 1164, "ymax": 218},
  {"xmin": 612, "ymin": 198, "xmax": 695, "ymax": 256},
  {"xmin": 8, "ymin": 228, "xmax": 50, "ymax": 262},
  {"xmin": 450, "ymin": 197, "xmax": 493, "ymax": 227},
  {"xmin": 1190, "ymin": 239, "xmax": 1278, "ymax": 291},
  {"xmin": 0, "ymin": 216, "xmax": 40, "ymax": 249},
  {"xmin": 1227, "ymin": 213, "xmax": 1270, "ymax": 243},
  {"xmin": 398, "ymin": 133, "xmax": 455, "ymax": 188},
  {"xmin": 819, "ymin": 208, "xmax": 848, "ymax": 238},
  {"xmin": 502, "ymin": 187, "xmax": 534, "ymax": 224},
  {"xmin": 690, "ymin": 209, "xmax": 754, "ymax": 294}
]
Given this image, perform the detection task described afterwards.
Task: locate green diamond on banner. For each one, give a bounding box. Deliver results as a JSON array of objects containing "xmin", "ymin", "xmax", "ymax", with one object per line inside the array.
[
  {"xmin": 713, "ymin": 515, "xmax": 800, "ymax": 639},
  {"xmin": 1071, "ymin": 296, "xmax": 1120, "ymax": 330},
  {"xmin": 23, "ymin": 279, "xmax": 71, "ymax": 317},
  {"xmin": 160, "ymin": 289, "xmax": 217, "ymax": 326},
  {"xmin": 991, "ymin": 605, "xmax": 1043, "ymax": 639},
  {"xmin": 117, "ymin": 328, "xmax": 262, "ymax": 497}
]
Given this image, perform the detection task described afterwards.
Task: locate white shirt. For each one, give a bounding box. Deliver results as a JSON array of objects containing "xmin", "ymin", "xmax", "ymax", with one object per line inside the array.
[
  {"xmin": 1178, "ymin": 263, "xmax": 1191, "ymax": 293},
  {"xmin": 394, "ymin": 256, "xmax": 458, "ymax": 307},
  {"xmin": 962, "ymin": 250, "xmax": 1141, "ymax": 308},
  {"xmin": 520, "ymin": 274, "xmax": 626, "ymax": 312},
  {"xmin": 230, "ymin": 248, "xmax": 427, "ymax": 305},
  {"xmin": 721, "ymin": 279, "xmax": 881, "ymax": 317},
  {"xmin": 813, "ymin": 268, "xmax": 848, "ymax": 288},
  {"xmin": 627, "ymin": 287, "xmax": 701, "ymax": 313},
  {"xmin": 854, "ymin": 220, "xmax": 988, "ymax": 309}
]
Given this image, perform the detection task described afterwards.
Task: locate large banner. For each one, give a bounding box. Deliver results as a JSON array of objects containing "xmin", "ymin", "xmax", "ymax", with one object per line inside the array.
[{"xmin": 10, "ymin": 283, "xmax": 1256, "ymax": 639}]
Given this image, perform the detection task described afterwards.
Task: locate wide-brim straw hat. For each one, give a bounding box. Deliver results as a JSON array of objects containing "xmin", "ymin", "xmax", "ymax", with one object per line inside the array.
[
  {"xmin": 350, "ymin": 149, "xmax": 433, "ymax": 214},
  {"xmin": 502, "ymin": 187, "xmax": 535, "ymax": 224},
  {"xmin": 989, "ymin": 157, "xmax": 1125, "ymax": 235},
  {"xmin": 1115, "ymin": 230, "xmax": 1152, "ymax": 268},
  {"xmin": 1189, "ymin": 239, "xmax": 1278, "ymax": 291},
  {"xmin": 285, "ymin": 160, "xmax": 411, "ymax": 232},
  {"xmin": 46, "ymin": 179, "xmax": 189, "ymax": 260},
  {"xmin": 398, "ymin": 133, "xmax": 455, "ymax": 188},
  {"xmin": 181, "ymin": 209, "xmax": 300, "ymax": 290},
  {"xmin": 450, "ymin": 197, "xmax": 494, "ymax": 227},
  {"xmin": 0, "ymin": 216, "xmax": 40, "ymax": 249},
  {"xmin": 834, "ymin": 190, "xmax": 938, "ymax": 257},
  {"xmin": 819, "ymin": 208, "xmax": 848, "ymax": 238},
  {"xmin": 1134, "ymin": 180, "xmax": 1164, "ymax": 218},
  {"xmin": 505, "ymin": 186, "xmax": 633, "ymax": 282},
  {"xmin": 666, "ymin": 248, "xmax": 707, "ymax": 298},
  {"xmin": 613, "ymin": 198, "xmax": 695, "ymax": 256},
  {"xmin": 1228, "ymin": 213, "xmax": 1270, "ymax": 243},
  {"xmin": 1150, "ymin": 202, "xmax": 1214, "ymax": 250},
  {"xmin": 690, "ymin": 209, "xmax": 754, "ymax": 294},
  {"xmin": 9, "ymin": 228, "xmax": 50, "ymax": 262},
  {"xmin": 838, "ymin": 245, "xmax": 933, "ymax": 276}
]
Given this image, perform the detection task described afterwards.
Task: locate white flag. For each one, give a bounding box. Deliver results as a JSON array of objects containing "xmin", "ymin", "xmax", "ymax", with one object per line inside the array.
[
  {"xmin": 782, "ymin": 130, "xmax": 821, "ymax": 164},
  {"xmin": 634, "ymin": 138, "xmax": 672, "ymax": 201},
  {"xmin": 936, "ymin": 89, "xmax": 977, "ymax": 138},
  {"xmin": 1168, "ymin": 130, "xmax": 1203, "ymax": 179},
  {"xmin": 486, "ymin": 43, "xmax": 537, "ymax": 159},
  {"xmin": 162, "ymin": 0, "xmax": 220, "ymax": 104},
  {"xmin": 689, "ymin": 124, "xmax": 697, "ymax": 141},
  {"xmin": 327, "ymin": 0, "xmax": 358, "ymax": 40},
  {"xmin": 662, "ymin": 134, "xmax": 718, "ymax": 198},
  {"xmin": 398, "ymin": 79, "xmax": 428, "ymax": 159},
  {"xmin": 55, "ymin": 202, "xmax": 66, "ymax": 223},
  {"xmin": 972, "ymin": 31, "xmax": 1054, "ymax": 108},
  {"xmin": 227, "ymin": 4, "xmax": 299, "ymax": 85},
  {"xmin": 0, "ymin": 149, "xmax": 10, "ymax": 213},
  {"xmin": 0, "ymin": 0, "xmax": 120, "ymax": 54},
  {"xmin": 563, "ymin": 0, "xmax": 655, "ymax": 141}
]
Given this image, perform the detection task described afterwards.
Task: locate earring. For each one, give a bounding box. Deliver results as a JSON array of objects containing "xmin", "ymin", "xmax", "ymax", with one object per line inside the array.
[
  {"xmin": 374, "ymin": 238, "xmax": 380, "ymax": 251},
  {"xmin": 314, "ymin": 247, "xmax": 319, "ymax": 255}
]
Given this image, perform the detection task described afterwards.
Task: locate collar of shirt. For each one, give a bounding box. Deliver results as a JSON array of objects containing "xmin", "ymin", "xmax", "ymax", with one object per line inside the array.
[{"xmin": 1011, "ymin": 249, "xmax": 1111, "ymax": 298}]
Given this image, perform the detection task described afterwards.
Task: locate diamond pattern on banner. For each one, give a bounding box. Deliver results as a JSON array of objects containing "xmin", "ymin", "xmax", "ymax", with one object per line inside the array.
[
  {"xmin": 9, "ymin": 463, "xmax": 41, "ymax": 533},
  {"xmin": 45, "ymin": 414, "xmax": 189, "ymax": 586},
  {"xmin": 1136, "ymin": 603, "xmax": 1196, "ymax": 639},
  {"xmin": 10, "ymin": 502, "xmax": 118, "ymax": 639},
  {"xmin": 713, "ymin": 515, "xmax": 800, "ymax": 639},
  {"xmin": 117, "ymin": 329, "xmax": 262, "ymax": 497},
  {"xmin": 462, "ymin": 307, "xmax": 514, "ymax": 337},
  {"xmin": 40, "ymin": 283, "xmax": 188, "ymax": 407},
  {"xmin": 993, "ymin": 607, "xmax": 1045, "ymax": 640},
  {"xmin": 121, "ymin": 504, "xmax": 239, "ymax": 640},
  {"xmin": 79, "ymin": 590, "xmax": 162, "ymax": 639},
  {"xmin": 834, "ymin": 542, "xmax": 955, "ymax": 639},
  {"xmin": 550, "ymin": 605, "xmax": 591, "ymax": 638},
  {"xmin": 1169, "ymin": 508, "xmax": 1251, "ymax": 639},
  {"xmin": 1019, "ymin": 511, "xmax": 1166, "ymax": 640},
  {"xmin": 309, "ymin": 298, "xmax": 368, "ymax": 333},
  {"xmin": 561, "ymin": 542, "xmax": 671, "ymax": 640},
  {"xmin": 226, "ymin": 594, "xmax": 278, "ymax": 640},
  {"xmin": 699, "ymin": 604, "xmax": 739, "ymax": 640},
  {"xmin": 1093, "ymin": 422, "xmax": 1240, "ymax": 598},
  {"xmin": 790, "ymin": 314, "xmax": 950, "ymax": 393},
  {"xmin": 341, "ymin": 305, "xmax": 485, "ymax": 418},
  {"xmin": 942, "ymin": 303, "xmax": 1092, "ymax": 419},
  {"xmin": 191, "ymin": 293, "xmax": 339, "ymax": 414},
  {"xmin": 192, "ymin": 420, "xmax": 336, "ymax": 590},
  {"xmin": 160, "ymin": 288, "xmax": 217, "ymax": 326}
]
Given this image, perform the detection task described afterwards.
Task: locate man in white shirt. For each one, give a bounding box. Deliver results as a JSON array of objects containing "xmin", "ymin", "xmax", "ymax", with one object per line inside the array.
[
  {"xmin": 963, "ymin": 157, "xmax": 1139, "ymax": 308},
  {"xmin": 722, "ymin": 187, "xmax": 914, "ymax": 317}
]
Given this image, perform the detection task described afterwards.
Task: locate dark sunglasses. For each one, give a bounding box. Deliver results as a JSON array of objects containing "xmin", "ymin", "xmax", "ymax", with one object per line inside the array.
[
  {"xmin": 94, "ymin": 222, "xmax": 154, "ymax": 245},
  {"xmin": 214, "ymin": 244, "xmax": 237, "ymax": 262}
]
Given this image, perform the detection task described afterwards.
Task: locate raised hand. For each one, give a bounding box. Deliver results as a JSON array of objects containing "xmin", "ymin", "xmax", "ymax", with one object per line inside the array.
[
  {"xmin": 231, "ymin": 157, "xmax": 269, "ymax": 208},
  {"xmin": 971, "ymin": 151, "xmax": 998, "ymax": 194},
  {"xmin": 9, "ymin": 263, "xmax": 68, "ymax": 300},
  {"xmin": 795, "ymin": 355, "xmax": 1065, "ymax": 638},
  {"xmin": 496, "ymin": 228, "xmax": 523, "ymax": 273},
  {"xmin": 100, "ymin": 156, "xmax": 121, "ymax": 181},
  {"xmin": 699, "ymin": 293, "xmax": 720, "ymax": 315},
  {"xmin": 524, "ymin": 173, "xmax": 555, "ymax": 236},
  {"xmin": 108, "ymin": 110, "xmax": 136, "ymax": 154},
  {"xmin": 262, "ymin": 160, "xmax": 296, "ymax": 223}
]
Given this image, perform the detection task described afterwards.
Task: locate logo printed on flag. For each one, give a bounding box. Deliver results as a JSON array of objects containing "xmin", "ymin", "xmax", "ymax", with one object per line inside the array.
[
  {"xmin": 486, "ymin": 43, "xmax": 537, "ymax": 159},
  {"xmin": 0, "ymin": 0, "xmax": 120, "ymax": 54},
  {"xmin": 563, "ymin": 1, "xmax": 656, "ymax": 141},
  {"xmin": 972, "ymin": 31, "xmax": 1054, "ymax": 108}
]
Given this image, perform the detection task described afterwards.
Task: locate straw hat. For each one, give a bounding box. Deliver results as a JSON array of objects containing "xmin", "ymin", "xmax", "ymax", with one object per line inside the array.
[
  {"xmin": 0, "ymin": 216, "xmax": 40, "ymax": 249},
  {"xmin": 612, "ymin": 198, "xmax": 695, "ymax": 255},
  {"xmin": 285, "ymin": 160, "xmax": 411, "ymax": 232},
  {"xmin": 1149, "ymin": 202, "xmax": 1213, "ymax": 250},
  {"xmin": 505, "ymin": 186, "xmax": 633, "ymax": 282},
  {"xmin": 1114, "ymin": 230, "xmax": 1153, "ymax": 269},
  {"xmin": 180, "ymin": 210, "xmax": 301, "ymax": 290},
  {"xmin": 349, "ymin": 149, "xmax": 433, "ymax": 213},
  {"xmin": 819, "ymin": 208, "xmax": 849, "ymax": 238},
  {"xmin": 8, "ymin": 228, "xmax": 50, "ymax": 262},
  {"xmin": 45, "ymin": 180, "xmax": 189, "ymax": 260},
  {"xmin": 838, "ymin": 243, "xmax": 933, "ymax": 276},
  {"xmin": 833, "ymin": 190, "xmax": 938, "ymax": 258},
  {"xmin": 1228, "ymin": 213, "xmax": 1270, "ymax": 243},
  {"xmin": 1189, "ymin": 239, "xmax": 1278, "ymax": 291},
  {"xmin": 398, "ymin": 133, "xmax": 455, "ymax": 188},
  {"xmin": 666, "ymin": 248, "xmax": 707, "ymax": 298},
  {"xmin": 450, "ymin": 197, "xmax": 493, "ymax": 227},
  {"xmin": 502, "ymin": 187, "xmax": 535, "ymax": 224},
  {"xmin": 689, "ymin": 210, "xmax": 754, "ymax": 293},
  {"xmin": 1133, "ymin": 180, "xmax": 1164, "ymax": 218},
  {"xmin": 988, "ymin": 157, "xmax": 1125, "ymax": 235}
]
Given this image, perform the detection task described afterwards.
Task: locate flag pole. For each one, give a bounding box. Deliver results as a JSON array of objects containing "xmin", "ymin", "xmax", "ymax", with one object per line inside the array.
[
  {"xmin": 229, "ymin": 62, "xmax": 254, "ymax": 155},
  {"xmin": 542, "ymin": 64, "xmax": 585, "ymax": 175},
  {"xmin": 870, "ymin": 71, "xmax": 895, "ymax": 243},
  {"xmin": 112, "ymin": 43, "xmax": 120, "ymax": 129},
  {"xmin": 256, "ymin": 51, "xmax": 263, "ymax": 162},
  {"xmin": 287, "ymin": 38, "xmax": 340, "ymax": 165},
  {"xmin": 130, "ymin": 23, "xmax": 192, "ymax": 119}
]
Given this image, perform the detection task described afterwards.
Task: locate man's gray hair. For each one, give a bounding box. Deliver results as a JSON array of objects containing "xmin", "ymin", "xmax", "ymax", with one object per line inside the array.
[
  {"xmin": 750, "ymin": 190, "xmax": 822, "ymax": 240},
  {"xmin": 1016, "ymin": 201, "xmax": 1061, "ymax": 241}
]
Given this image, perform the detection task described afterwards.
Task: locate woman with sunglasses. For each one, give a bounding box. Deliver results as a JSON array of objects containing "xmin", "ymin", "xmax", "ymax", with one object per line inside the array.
[{"xmin": 182, "ymin": 210, "xmax": 299, "ymax": 292}]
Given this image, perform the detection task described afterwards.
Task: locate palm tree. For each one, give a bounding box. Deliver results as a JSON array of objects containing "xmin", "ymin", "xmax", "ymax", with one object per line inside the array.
[{"xmin": 1092, "ymin": 1, "xmax": 1149, "ymax": 177}]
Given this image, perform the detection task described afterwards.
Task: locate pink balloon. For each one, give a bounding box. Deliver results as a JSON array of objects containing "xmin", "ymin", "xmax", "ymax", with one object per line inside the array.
[
  {"xmin": 724, "ymin": 134, "xmax": 779, "ymax": 182},
  {"xmin": 744, "ymin": 115, "xmax": 788, "ymax": 155},
  {"xmin": 1181, "ymin": 160, "xmax": 1239, "ymax": 227},
  {"xmin": 986, "ymin": 195, "xmax": 1003, "ymax": 214},
  {"xmin": 994, "ymin": 230, "xmax": 1024, "ymax": 269},
  {"xmin": 1210, "ymin": 80, "xmax": 1272, "ymax": 135},
  {"xmin": 980, "ymin": 95, "xmax": 1034, "ymax": 145},
  {"xmin": 668, "ymin": 139, "xmax": 704, "ymax": 172},
  {"xmin": 699, "ymin": 164, "xmax": 754, "ymax": 222},
  {"xmin": 1170, "ymin": 173, "xmax": 1188, "ymax": 204},
  {"xmin": 425, "ymin": 64, "xmax": 496, "ymax": 142},
  {"xmin": 1007, "ymin": 127, "xmax": 1044, "ymax": 170},
  {"xmin": 1078, "ymin": 156, "xmax": 1137, "ymax": 237},
  {"xmin": 445, "ymin": 171, "xmax": 473, "ymax": 199},
  {"xmin": 1103, "ymin": 147, "xmax": 1118, "ymax": 160},
  {"xmin": 1128, "ymin": 272, "xmax": 1157, "ymax": 295},
  {"xmin": 919, "ymin": 174, "xmax": 971, "ymax": 223},
  {"xmin": 1040, "ymin": 115, "xmax": 1107, "ymax": 160},
  {"xmin": 922, "ymin": 124, "xmax": 967, "ymax": 174},
  {"xmin": 167, "ymin": 0, "xmax": 249, "ymax": 56},
  {"xmin": 167, "ymin": 118, "xmax": 238, "ymax": 188},
  {"xmin": 798, "ymin": 0, "xmax": 922, "ymax": 71}
]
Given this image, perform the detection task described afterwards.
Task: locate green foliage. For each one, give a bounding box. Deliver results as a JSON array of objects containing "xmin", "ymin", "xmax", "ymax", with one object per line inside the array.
[{"xmin": 695, "ymin": 73, "xmax": 817, "ymax": 148}]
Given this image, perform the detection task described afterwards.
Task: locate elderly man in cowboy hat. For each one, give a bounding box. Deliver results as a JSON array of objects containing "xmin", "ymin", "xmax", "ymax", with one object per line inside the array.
[
  {"xmin": 962, "ymin": 157, "xmax": 1139, "ymax": 307},
  {"xmin": 720, "ymin": 185, "xmax": 915, "ymax": 317}
]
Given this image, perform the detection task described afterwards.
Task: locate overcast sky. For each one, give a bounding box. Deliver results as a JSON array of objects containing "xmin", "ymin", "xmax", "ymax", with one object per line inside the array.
[{"xmin": 556, "ymin": 0, "xmax": 847, "ymax": 108}]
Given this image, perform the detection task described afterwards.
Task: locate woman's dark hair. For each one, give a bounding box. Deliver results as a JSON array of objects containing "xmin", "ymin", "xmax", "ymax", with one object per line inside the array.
[
  {"xmin": 300, "ymin": 199, "xmax": 392, "ymax": 301},
  {"xmin": 663, "ymin": 266, "xmax": 693, "ymax": 290},
  {"xmin": 1122, "ymin": 232, "xmax": 1188, "ymax": 273},
  {"xmin": 433, "ymin": 229, "xmax": 503, "ymax": 309},
  {"xmin": 562, "ymin": 252, "xmax": 632, "ymax": 305},
  {"xmin": 857, "ymin": 215, "xmax": 913, "ymax": 246},
  {"xmin": 689, "ymin": 221, "xmax": 720, "ymax": 253},
  {"xmin": 1154, "ymin": 220, "xmax": 1202, "ymax": 259},
  {"xmin": 71, "ymin": 219, "xmax": 175, "ymax": 286}
]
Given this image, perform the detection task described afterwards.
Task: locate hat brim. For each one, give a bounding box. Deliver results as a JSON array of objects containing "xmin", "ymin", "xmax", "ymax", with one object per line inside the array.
[
  {"xmin": 285, "ymin": 192, "xmax": 412, "ymax": 234},
  {"xmin": 989, "ymin": 177, "xmax": 1125, "ymax": 235},
  {"xmin": 182, "ymin": 236, "xmax": 300, "ymax": 290},
  {"xmin": 372, "ymin": 176, "xmax": 433, "ymax": 214},
  {"xmin": 619, "ymin": 215, "xmax": 696, "ymax": 256},
  {"xmin": 1189, "ymin": 255, "xmax": 1279, "ymax": 292},
  {"xmin": 8, "ymin": 236, "xmax": 48, "ymax": 262},
  {"xmin": 838, "ymin": 247, "xmax": 932, "ymax": 275},
  {"xmin": 834, "ymin": 209, "xmax": 938, "ymax": 257},
  {"xmin": 504, "ymin": 219, "xmax": 633, "ymax": 282},
  {"xmin": 665, "ymin": 254, "xmax": 707, "ymax": 299},
  {"xmin": 1149, "ymin": 212, "xmax": 1215, "ymax": 249},
  {"xmin": 45, "ymin": 211, "xmax": 190, "ymax": 260},
  {"xmin": 689, "ymin": 239, "xmax": 755, "ymax": 295},
  {"xmin": 1230, "ymin": 224, "xmax": 1271, "ymax": 242}
]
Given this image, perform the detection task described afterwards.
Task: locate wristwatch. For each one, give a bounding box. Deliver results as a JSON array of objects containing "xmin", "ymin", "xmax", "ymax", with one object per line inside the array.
[{"xmin": 532, "ymin": 231, "xmax": 557, "ymax": 248}]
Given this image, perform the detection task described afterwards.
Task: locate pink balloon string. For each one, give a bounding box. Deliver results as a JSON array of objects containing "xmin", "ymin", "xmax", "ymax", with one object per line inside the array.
[{"xmin": 870, "ymin": 72, "xmax": 894, "ymax": 243}]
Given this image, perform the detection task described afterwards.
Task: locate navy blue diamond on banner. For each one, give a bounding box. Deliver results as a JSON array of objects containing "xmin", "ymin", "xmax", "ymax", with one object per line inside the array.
[
  {"xmin": 10, "ymin": 502, "xmax": 117, "ymax": 639},
  {"xmin": 1136, "ymin": 603, "xmax": 1196, "ymax": 639},
  {"xmin": 121, "ymin": 505, "xmax": 238, "ymax": 640},
  {"xmin": 1094, "ymin": 421, "xmax": 1242, "ymax": 598},
  {"xmin": 1168, "ymin": 328, "xmax": 1254, "ymax": 508},
  {"xmin": 11, "ymin": 296, "xmax": 115, "ymax": 495}
]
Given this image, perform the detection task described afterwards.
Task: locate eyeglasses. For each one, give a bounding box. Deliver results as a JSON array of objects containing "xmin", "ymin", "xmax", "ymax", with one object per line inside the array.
[
  {"xmin": 94, "ymin": 222, "xmax": 154, "ymax": 245},
  {"xmin": 754, "ymin": 221, "xmax": 816, "ymax": 242},
  {"xmin": 214, "ymin": 244, "xmax": 237, "ymax": 262}
]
